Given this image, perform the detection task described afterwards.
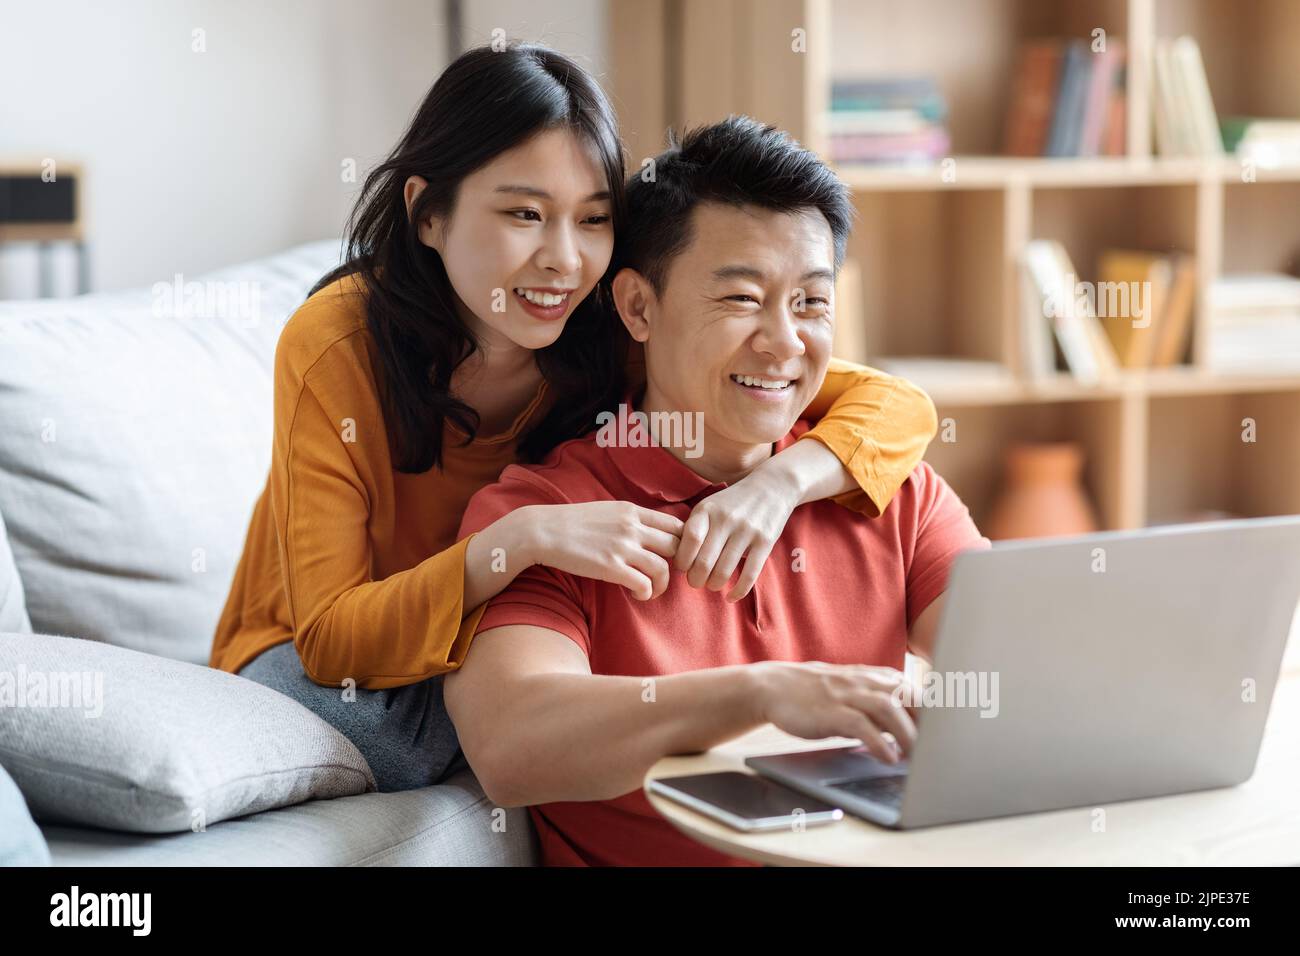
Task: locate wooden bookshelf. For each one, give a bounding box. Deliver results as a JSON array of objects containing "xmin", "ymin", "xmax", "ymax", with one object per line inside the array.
[{"xmin": 607, "ymin": 0, "xmax": 1300, "ymax": 531}]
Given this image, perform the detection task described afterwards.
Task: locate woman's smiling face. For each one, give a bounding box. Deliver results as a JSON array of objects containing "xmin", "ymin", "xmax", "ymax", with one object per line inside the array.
[{"xmin": 408, "ymin": 127, "xmax": 615, "ymax": 351}]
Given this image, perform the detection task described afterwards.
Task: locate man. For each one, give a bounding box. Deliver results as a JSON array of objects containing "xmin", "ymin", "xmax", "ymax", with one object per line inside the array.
[{"xmin": 446, "ymin": 116, "xmax": 990, "ymax": 866}]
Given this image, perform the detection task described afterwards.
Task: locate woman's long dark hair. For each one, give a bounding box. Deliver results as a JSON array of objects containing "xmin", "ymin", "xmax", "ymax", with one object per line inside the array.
[{"xmin": 311, "ymin": 43, "xmax": 628, "ymax": 471}]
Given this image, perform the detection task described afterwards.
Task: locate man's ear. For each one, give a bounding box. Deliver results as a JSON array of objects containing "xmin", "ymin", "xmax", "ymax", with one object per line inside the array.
[
  {"xmin": 611, "ymin": 268, "xmax": 656, "ymax": 343},
  {"xmin": 403, "ymin": 175, "xmax": 442, "ymax": 251}
]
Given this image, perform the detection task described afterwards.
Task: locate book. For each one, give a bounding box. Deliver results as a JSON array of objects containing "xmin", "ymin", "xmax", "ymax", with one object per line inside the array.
[
  {"xmin": 1171, "ymin": 36, "xmax": 1223, "ymax": 155},
  {"xmin": 1022, "ymin": 240, "xmax": 1119, "ymax": 384},
  {"xmin": 1209, "ymin": 273, "xmax": 1300, "ymax": 311},
  {"xmin": 1049, "ymin": 242, "xmax": 1120, "ymax": 380},
  {"xmin": 1205, "ymin": 274, "xmax": 1300, "ymax": 373},
  {"xmin": 1155, "ymin": 38, "xmax": 1203, "ymax": 155},
  {"xmin": 1004, "ymin": 41, "xmax": 1064, "ymax": 156},
  {"xmin": 1222, "ymin": 117, "xmax": 1300, "ymax": 166},
  {"xmin": 1096, "ymin": 250, "xmax": 1173, "ymax": 367},
  {"xmin": 826, "ymin": 110, "xmax": 931, "ymax": 136},
  {"xmin": 1152, "ymin": 255, "xmax": 1196, "ymax": 367},
  {"xmin": 1102, "ymin": 76, "xmax": 1127, "ymax": 156},
  {"xmin": 1080, "ymin": 41, "xmax": 1124, "ymax": 156},
  {"xmin": 1153, "ymin": 36, "xmax": 1222, "ymax": 157},
  {"xmin": 831, "ymin": 77, "xmax": 948, "ymax": 122},
  {"xmin": 827, "ymin": 128, "xmax": 951, "ymax": 164},
  {"xmin": 1047, "ymin": 41, "xmax": 1091, "ymax": 157}
]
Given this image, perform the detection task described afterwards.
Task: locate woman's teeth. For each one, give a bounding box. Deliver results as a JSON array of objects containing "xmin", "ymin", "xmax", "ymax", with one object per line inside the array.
[
  {"xmin": 514, "ymin": 288, "xmax": 568, "ymax": 306},
  {"xmin": 730, "ymin": 374, "xmax": 793, "ymax": 390}
]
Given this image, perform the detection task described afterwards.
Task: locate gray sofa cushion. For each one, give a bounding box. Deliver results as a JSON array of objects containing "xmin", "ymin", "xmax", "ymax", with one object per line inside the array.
[
  {"xmin": 0, "ymin": 241, "xmax": 341, "ymax": 664},
  {"xmin": 0, "ymin": 761, "xmax": 50, "ymax": 865},
  {"xmin": 39, "ymin": 769, "xmax": 537, "ymax": 866},
  {"xmin": 0, "ymin": 631, "xmax": 375, "ymax": 833},
  {"xmin": 0, "ymin": 509, "xmax": 32, "ymax": 635}
]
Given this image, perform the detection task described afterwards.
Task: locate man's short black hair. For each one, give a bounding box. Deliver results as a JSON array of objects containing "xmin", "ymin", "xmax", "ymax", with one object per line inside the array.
[{"xmin": 618, "ymin": 115, "xmax": 853, "ymax": 293}]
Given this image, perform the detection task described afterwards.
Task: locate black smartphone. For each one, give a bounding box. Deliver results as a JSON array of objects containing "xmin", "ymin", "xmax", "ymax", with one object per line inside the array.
[{"xmin": 647, "ymin": 771, "xmax": 844, "ymax": 832}]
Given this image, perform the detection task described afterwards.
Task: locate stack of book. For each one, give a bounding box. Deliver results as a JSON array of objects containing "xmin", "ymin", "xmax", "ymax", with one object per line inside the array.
[
  {"xmin": 1095, "ymin": 249, "xmax": 1197, "ymax": 368},
  {"xmin": 1152, "ymin": 36, "xmax": 1222, "ymax": 157},
  {"xmin": 1019, "ymin": 240, "xmax": 1119, "ymax": 384},
  {"xmin": 1004, "ymin": 39, "xmax": 1126, "ymax": 157},
  {"xmin": 1206, "ymin": 274, "xmax": 1300, "ymax": 373},
  {"xmin": 826, "ymin": 77, "xmax": 950, "ymax": 165},
  {"xmin": 1222, "ymin": 118, "xmax": 1300, "ymax": 167}
]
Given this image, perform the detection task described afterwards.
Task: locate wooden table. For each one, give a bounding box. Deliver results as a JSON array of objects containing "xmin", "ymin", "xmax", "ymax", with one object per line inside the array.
[{"xmin": 643, "ymin": 672, "xmax": 1300, "ymax": 866}]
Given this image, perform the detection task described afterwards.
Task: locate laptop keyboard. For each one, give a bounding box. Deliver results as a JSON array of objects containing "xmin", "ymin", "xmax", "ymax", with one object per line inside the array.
[{"xmin": 831, "ymin": 774, "xmax": 908, "ymax": 809}]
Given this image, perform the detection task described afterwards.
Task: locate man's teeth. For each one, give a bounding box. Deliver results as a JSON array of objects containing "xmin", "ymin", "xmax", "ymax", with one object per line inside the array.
[
  {"xmin": 730, "ymin": 374, "xmax": 792, "ymax": 390},
  {"xmin": 514, "ymin": 288, "xmax": 568, "ymax": 307}
]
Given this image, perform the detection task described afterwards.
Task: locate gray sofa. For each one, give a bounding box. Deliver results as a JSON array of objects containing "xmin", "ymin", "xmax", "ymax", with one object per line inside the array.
[
  {"xmin": 37, "ymin": 775, "xmax": 535, "ymax": 866},
  {"xmin": 0, "ymin": 242, "xmax": 537, "ymax": 866}
]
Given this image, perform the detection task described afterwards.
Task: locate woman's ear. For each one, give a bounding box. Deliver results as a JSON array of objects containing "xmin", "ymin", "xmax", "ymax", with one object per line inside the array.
[
  {"xmin": 611, "ymin": 268, "xmax": 655, "ymax": 343},
  {"xmin": 403, "ymin": 175, "xmax": 442, "ymax": 251}
]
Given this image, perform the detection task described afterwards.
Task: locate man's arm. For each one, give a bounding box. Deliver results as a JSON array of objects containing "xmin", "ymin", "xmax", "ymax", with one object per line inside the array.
[
  {"xmin": 443, "ymin": 625, "xmax": 766, "ymax": 807},
  {"xmin": 902, "ymin": 461, "xmax": 991, "ymax": 667},
  {"xmin": 444, "ymin": 624, "xmax": 920, "ymax": 807},
  {"xmin": 907, "ymin": 592, "xmax": 947, "ymax": 665}
]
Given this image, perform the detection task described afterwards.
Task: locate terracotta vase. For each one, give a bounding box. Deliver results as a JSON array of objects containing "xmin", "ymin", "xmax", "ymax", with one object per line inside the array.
[{"xmin": 985, "ymin": 441, "xmax": 1099, "ymax": 541}]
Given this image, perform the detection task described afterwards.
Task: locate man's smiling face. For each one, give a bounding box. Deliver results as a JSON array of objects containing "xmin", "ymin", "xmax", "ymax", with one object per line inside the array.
[{"xmin": 637, "ymin": 201, "xmax": 836, "ymax": 447}]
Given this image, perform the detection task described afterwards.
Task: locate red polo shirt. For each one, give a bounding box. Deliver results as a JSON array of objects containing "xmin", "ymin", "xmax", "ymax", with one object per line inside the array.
[{"xmin": 457, "ymin": 412, "xmax": 989, "ymax": 866}]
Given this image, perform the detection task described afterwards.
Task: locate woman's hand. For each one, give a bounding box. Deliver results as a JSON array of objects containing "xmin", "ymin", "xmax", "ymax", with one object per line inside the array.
[
  {"xmin": 675, "ymin": 463, "xmax": 803, "ymax": 602},
  {"xmin": 677, "ymin": 437, "xmax": 855, "ymax": 602},
  {"xmin": 516, "ymin": 501, "xmax": 684, "ymax": 601}
]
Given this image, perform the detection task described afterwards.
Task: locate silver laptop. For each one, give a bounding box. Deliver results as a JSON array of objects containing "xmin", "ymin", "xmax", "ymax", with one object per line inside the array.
[{"xmin": 747, "ymin": 515, "xmax": 1300, "ymax": 829}]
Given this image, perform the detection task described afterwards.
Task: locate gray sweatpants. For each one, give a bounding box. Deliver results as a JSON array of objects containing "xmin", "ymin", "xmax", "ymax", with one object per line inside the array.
[{"xmin": 238, "ymin": 640, "xmax": 466, "ymax": 792}]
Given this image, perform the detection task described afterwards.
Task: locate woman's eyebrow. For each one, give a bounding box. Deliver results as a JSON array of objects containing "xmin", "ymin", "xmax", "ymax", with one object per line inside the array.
[{"xmin": 493, "ymin": 185, "xmax": 610, "ymax": 202}]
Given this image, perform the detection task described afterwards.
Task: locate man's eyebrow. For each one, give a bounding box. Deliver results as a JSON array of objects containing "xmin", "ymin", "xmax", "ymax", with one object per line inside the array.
[
  {"xmin": 712, "ymin": 264, "xmax": 765, "ymax": 281},
  {"xmin": 711, "ymin": 264, "xmax": 835, "ymax": 283},
  {"xmin": 492, "ymin": 185, "xmax": 611, "ymax": 202}
]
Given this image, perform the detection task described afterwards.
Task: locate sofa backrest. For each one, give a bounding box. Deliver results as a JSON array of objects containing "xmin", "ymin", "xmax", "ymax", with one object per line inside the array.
[
  {"xmin": 0, "ymin": 240, "xmax": 343, "ymax": 663},
  {"xmin": 0, "ymin": 507, "xmax": 33, "ymax": 634}
]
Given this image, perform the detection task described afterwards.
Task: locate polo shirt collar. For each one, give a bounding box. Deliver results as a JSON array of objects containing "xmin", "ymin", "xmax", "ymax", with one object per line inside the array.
[{"xmin": 603, "ymin": 390, "xmax": 798, "ymax": 505}]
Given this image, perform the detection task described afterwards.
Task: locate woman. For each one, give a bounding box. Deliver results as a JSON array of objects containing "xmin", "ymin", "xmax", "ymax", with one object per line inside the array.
[{"xmin": 210, "ymin": 44, "xmax": 936, "ymax": 791}]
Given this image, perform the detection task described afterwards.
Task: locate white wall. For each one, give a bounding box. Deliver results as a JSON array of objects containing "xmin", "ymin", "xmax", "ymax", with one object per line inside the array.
[
  {"xmin": 462, "ymin": 0, "xmax": 607, "ymax": 76},
  {"xmin": 0, "ymin": 0, "xmax": 606, "ymax": 294}
]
